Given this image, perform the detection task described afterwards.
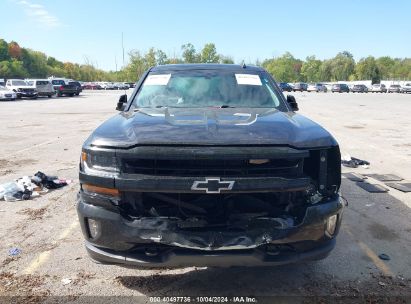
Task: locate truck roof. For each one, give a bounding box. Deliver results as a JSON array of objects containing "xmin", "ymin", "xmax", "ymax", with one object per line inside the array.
[{"xmin": 151, "ymin": 64, "xmax": 263, "ymax": 72}]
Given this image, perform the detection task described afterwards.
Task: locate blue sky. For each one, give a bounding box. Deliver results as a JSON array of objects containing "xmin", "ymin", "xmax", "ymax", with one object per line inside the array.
[{"xmin": 1, "ymin": 0, "xmax": 410, "ymax": 71}]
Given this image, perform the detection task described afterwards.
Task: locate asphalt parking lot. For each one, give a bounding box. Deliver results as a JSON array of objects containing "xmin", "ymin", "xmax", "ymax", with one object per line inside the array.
[{"xmin": 1, "ymin": 91, "xmax": 411, "ymax": 302}]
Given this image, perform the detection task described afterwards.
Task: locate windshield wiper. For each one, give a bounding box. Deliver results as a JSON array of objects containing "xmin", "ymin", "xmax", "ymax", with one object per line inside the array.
[{"xmin": 218, "ymin": 105, "xmax": 236, "ymax": 108}]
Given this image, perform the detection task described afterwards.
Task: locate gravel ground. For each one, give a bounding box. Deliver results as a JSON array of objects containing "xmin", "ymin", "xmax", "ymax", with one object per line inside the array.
[{"xmin": 0, "ymin": 90, "xmax": 410, "ymax": 303}]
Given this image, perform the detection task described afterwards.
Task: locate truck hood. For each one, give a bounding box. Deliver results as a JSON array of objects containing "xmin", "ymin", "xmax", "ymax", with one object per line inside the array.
[{"xmin": 86, "ymin": 108, "xmax": 337, "ymax": 149}]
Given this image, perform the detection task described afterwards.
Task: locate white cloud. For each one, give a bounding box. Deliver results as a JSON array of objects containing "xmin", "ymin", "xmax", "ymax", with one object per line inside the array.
[{"xmin": 17, "ymin": 0, "xmax": 61, "ymax": 28}]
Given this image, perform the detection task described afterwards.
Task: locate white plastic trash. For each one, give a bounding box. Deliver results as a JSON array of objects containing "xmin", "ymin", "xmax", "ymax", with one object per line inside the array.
[{"xmin": 0, "ymin": 182, "xmax": 20, "ymax": 200}]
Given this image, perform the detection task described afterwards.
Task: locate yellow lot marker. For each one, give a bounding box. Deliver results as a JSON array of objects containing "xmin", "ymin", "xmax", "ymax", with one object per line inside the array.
[
  {"xmin": 22, "ymin": 221, "xmax": 79, "ymax": 274},
  {"xmin": 344, "ymin": 227, "xmax": 393, "ymax": 277}
]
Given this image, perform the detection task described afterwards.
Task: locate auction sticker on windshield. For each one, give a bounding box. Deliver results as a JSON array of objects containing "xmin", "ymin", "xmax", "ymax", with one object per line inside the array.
[
  {"xmin": 144, "ymin": 74, "xmax": 171, "ymax": 86},
  {"xmin": 235, "ymin": 74, "xmax": 262, "ymax": 86}
]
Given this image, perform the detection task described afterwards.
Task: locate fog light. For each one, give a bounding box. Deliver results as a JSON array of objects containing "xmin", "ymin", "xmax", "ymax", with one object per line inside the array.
[
  {"xmin": 326, "ymin": 215, "xmax": 338, "ymax": 236},
  {"xmin": 87, "ymin": 218, "xmax": 100, "ymax": 239}
]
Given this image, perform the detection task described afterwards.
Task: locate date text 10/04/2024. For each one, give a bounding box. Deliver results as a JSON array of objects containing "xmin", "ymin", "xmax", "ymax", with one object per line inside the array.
[{"xmin": 149, "ymin": 297, "xmax": 257, "ymax": 303}]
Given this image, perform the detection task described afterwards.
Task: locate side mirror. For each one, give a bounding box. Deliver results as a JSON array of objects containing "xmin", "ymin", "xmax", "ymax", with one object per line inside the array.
[
  {"xmin": 116, "ymin": 94, "xmax": 127, "ymax": 111},
  {"xmin": 286, "ymin": 95, "xmax": 299, "ymax": 111}
]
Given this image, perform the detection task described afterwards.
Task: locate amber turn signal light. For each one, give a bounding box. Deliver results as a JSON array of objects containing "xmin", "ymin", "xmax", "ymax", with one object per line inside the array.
[
  {"xmin": 82, "ymin": 184, "xmax": 119, "ymax": 196},
  {"xmin": 81, "ymin": 151, "xmax": 87, "ymax": 162}
]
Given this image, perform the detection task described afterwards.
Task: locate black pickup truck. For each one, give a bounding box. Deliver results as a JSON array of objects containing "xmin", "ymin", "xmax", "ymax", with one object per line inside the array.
[
  {"xmin": 51, "ymin": 79, "xmax": 78, "ymax": 97},
  {"xmin": 77, "ymin": 64, "xmax": 343, "ymax": 268},
  {"xmin": 68, "ymin": 81, "xmax": 83, "ymax": 96}
]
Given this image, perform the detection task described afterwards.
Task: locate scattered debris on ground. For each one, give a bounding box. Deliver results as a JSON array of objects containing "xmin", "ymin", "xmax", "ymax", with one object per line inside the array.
[
  {"xmin": 0, "ymin": 171, "xmax": 71, "ymax": 202},
  {"xmin": 61, "ymin": 278, "xmax": 72, "ymax": 286},
  {"xmin": 385, "ymin": 182, "xmax": 411, "ymax": 193},
  {"xmin": 366, "ymin": 174, "xmax": 403, "ymax": 182},
  {"xmin": 343, "ymin": 172, "xmax": 367, "ymax": 182},
  {"xmin": 378, "ymin": 253, "xmax": 391, "ymax": 261},
  {"xmin": 341, "ymin": 154, "xmax": 370, "ymax": 168},
  {"xmin": 356, "ymin": 182, "xmax": 389, "ymax": 193},
  {"xmin": 8, "ymin": 247, "xmax": 21, "ymax": 256}
]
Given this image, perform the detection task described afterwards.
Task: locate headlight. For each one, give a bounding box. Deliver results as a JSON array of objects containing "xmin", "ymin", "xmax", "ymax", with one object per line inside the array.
[
  {"xmin": 81, "ymin": 150, "xmax": 119, "ymax": 175},
  {"xmin": 0, "ymin": 93, "xmax": 4, "ymax": 98}
]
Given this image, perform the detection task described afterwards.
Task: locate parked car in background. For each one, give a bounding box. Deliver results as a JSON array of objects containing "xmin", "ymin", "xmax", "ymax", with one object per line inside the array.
[
  {"xmin": 26, "ymin": 79, "xmax": 55, "ymax": 98},
  {"xmin": 278, "ymin": 82, "xmax": 293, "ymax": 92},
  {"xmin": 293, "ymin": 82, "xmax": 308, "ymax": 92},
  {"xmin": 125, "ymin": 82, "xmax": 136, "ymax": 88},
  {"xmin": 331, "ymin": 83, "xmax": 350, "ymax": 93},
  {"xmin": 307, "ymin": 83, "xmax": 327, "ymax": 92},
  {"xmin": 371, "ymin": 84, "xmax": 387, "ymax": 93},
  {"xmin": 351, "ymin": 84, "xmax": 368, "ymax": 93},
  {"xmin": 51, "ymin": 79, "xmax": 78, "ymax": 97},
  {"xmin": 69, "ymin": 81, "xmax": 83, "ymax": 96},
  {"xmin": 5, "ymin": 79, "xmax": 38, "ymax": 99},
  {"xmin": 114, "ymin": 82, "xmax": 129, "ymax": 90},
  {"xmin": 388, "ymin": 84, "xmax": 401, "ymax": 93},
  {"xmin": 97, "ymin": 82, "xmax": 111, "ymax": 90},
  {"xmin": 107, "ymin": 82, "xmax": 116, "ymax": 90},
  {"xmin": 0, "ymin": 85, "xmax": 17, "ymax": 101},
  {"xmin": 400, "ymin": 83, "xmax": 411, "ymax": 93},
  {"xmin": 83, "ymin": 83, "xmax": 103, "ymax": 90}
]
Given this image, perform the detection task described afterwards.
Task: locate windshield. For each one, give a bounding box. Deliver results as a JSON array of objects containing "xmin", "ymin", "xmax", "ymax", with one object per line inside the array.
[
  {"xmin": 131, "ymin": 70, "xmax": 285, "ymax": 109},
  {"xmin": 12, "ymin": 80, "xmax": 28, "ymax": 86}
]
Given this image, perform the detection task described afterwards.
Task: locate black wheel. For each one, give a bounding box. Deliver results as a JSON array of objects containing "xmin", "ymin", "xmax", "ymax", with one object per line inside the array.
[
  {"xmin": 48, "ymin": 95, "xmax": 52, "ymax": 98},
  {"xmin": 69, "ymin": 93, "xmax": 74, "ymax": 97},
  {"xmin": 75, "ymin": 93, "xmax": 80, "ymax": 96}
]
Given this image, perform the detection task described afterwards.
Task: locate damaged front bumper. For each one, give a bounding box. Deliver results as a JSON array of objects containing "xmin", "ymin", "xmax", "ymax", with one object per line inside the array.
[{"xmin": 77, "ymin": 193, "xmax": 343, "ymax": 268}]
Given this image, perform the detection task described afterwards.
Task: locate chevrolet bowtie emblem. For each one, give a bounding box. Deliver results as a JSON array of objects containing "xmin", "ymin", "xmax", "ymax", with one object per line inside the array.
[{"xmin": 191, "ymin": 178, "xmax": 235, "ymax": 194}]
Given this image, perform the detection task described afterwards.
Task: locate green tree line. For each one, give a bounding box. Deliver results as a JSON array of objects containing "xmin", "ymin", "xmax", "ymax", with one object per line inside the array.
[
  {"xmin": 1, "ymin": 38, "xmax": 410, "ymax": 83},
  {"xmin": 263, "ymin": 51, "xmax": 411, "ymax": 83}
]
